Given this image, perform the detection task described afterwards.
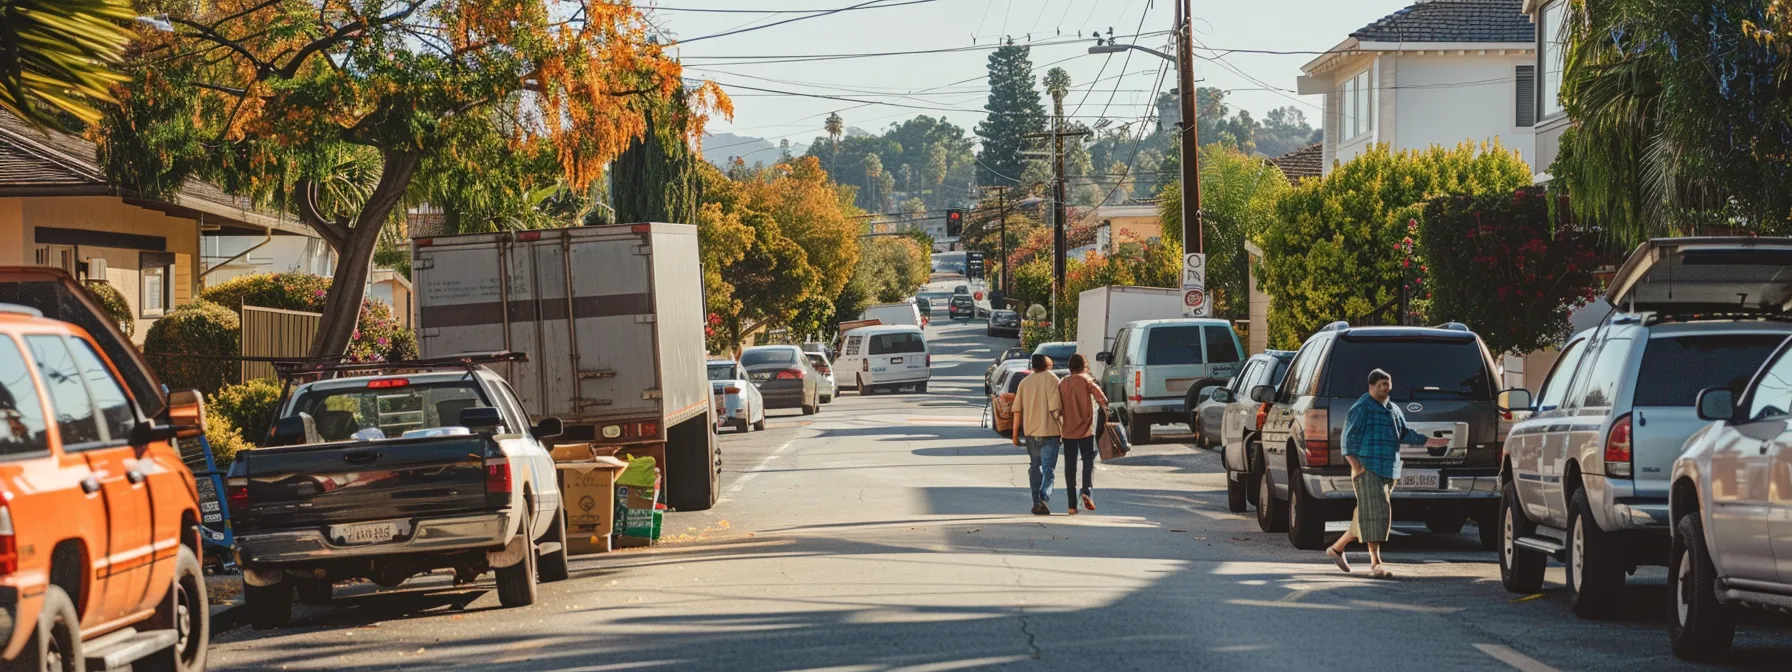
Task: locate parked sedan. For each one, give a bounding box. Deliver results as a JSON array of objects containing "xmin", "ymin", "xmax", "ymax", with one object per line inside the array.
[
  {"xmin": 987, "ymin": 309, "xmax": 1021, "ymax": 338},
  {"xmin": 742, "ymin": 345, "xmax": 821, "ymax": 415},
  {"xmin": 1189, "ymin": 383, "xmax": 1226, "ymax": 448},
  {"xmin": 708, "ymin": 360, "xmax": 765, "ymax": 432},
  {"xmin": 985, "ymin": 347, "xmax": 1029, "ymax": 395},
  {"xmin": 805, "ymin": 351, "xmax": 838, "ymax": 403}
]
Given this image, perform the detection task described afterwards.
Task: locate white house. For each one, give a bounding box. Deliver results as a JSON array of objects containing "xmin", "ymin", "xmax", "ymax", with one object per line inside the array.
[
  {"xmin": 1297, "ymin": 0, "xmax": 1539, "ymax": 174},
  {"xmin": 1523, "ymin": 0, "xmax": 1571, "ymax": 182}
]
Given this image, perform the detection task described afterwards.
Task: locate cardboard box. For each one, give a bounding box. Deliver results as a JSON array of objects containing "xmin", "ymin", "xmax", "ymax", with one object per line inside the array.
[
  {"xmin": 614, "ymin": 479, "xmax": 661, "ymax": 547},
  {"xmin": 549, "ymin": 442, "xmax": 598, "ymax": 463},
  {"xmin": 557, "ymin": 456, "xmax": 629, "ymax": 555}
]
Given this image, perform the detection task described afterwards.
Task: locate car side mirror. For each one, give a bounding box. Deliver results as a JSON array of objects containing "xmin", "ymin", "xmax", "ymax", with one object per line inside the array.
[
  {"xmin": 1210, "ymin": 388, "xmax": 1234, "ymax": 404},
  {"xmin": 1498, "ymin": 388, "xmax": 1533, "ymax": 413},
  {"xmin": 1696, "ymin": 388, "xmax": 1735, "ymax": 422},
  {"xmin": 167, "ymin": 389, "xmax": 206, "ymax": 439},
  {"xmin": 1096, "ymin": 352, "xmax": 1112, "ymax": 364},
  {"xmin": 1250, "ymin": 385, "xmax": 1276, "ymax": 404},
  {"xmin": 129, "ymin": 421, "xmax": 178, "ymax": 448},
  {"xmin": 533, "ymin": 416, "xmax": 564, "ymax": 439},
  {"xmin": 459, "ymin": 406, "xmax": 505, "ymax": 432}
]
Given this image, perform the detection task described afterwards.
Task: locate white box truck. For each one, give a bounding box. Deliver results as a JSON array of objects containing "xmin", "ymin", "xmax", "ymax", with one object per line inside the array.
[
  {"xmin": 1076, "ymin": 286, "xmax": 1183, "ymax": 379},
  {"xmin": 411, "ymin": 223, "xmax": 719, "ymax": 511}
]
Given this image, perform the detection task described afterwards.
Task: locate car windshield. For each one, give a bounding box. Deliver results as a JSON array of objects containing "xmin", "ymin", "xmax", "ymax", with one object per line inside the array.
[
  {"xmin": 1633, "ymin": 333, "xmax": 1788, "ymax": 407},
  {"xmin": 742, "ymin": 348, "xmax": 798, "ymax": 366},
  {"xmin": 708, "ymin": 364, "xmax": 740, "ymax": 381},
  {"xmin": 1003, "ymin": 347, "xmax": 1027, "ymax": 360},
  {"xmin": 1322, "ymin": 338, "xmax": 1494, "ymax": 400},
  {"xmin": 291, "ymin": 379, "xmax": 491, "ymax": 442},
  {"xmin": 870, "ymin": 332, "xmax": 926, "ymax": 355},
  {"xmin": 805, "ymin": 353, "xmax": 830, "ymax": 368},
  {"xmin": 1035, "ymin": 343, "xmax": 1076, "ymax": 361}
]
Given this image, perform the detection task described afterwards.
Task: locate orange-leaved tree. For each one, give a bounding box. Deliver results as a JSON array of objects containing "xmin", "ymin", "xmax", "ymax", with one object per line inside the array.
[{"xmin": 97, "ymin": 0, "xmax": 728, "ymax": 361}]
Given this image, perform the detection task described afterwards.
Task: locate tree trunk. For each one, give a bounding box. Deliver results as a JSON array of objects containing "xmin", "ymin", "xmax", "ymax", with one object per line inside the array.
[{"xmin": 307, "ymin": 151, "xmax": 420, "ymax": 361}]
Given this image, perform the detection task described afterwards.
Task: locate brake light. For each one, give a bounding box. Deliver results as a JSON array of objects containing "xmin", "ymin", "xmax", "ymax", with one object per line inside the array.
[
  {"xmin": 863, "ymin": 359, "xmax": 870, "ymax": 372},
  {"xmin": 517, "ymin": 231, "xmax": 542, "ymax": 241},
  {"xmin": 485, "ymin": 460, "xmax": 512, "ymax": 493},
  {"xmin": 366, "ymin": 378, "xmax": 409, "ymax": 389},
  {"xmin": 1302, "ymin": 407, "xmax": 1330, "ymax": 467},
  {"xmin": 630, "ymin": 224, "xmax": 652, "ymax": 234},
  {"xmin": 776, "ymin": 368, "xmax": 804, "ymax": 380},
  {"xmin": 415, "ymin": 238, "xmax": 433, "ymax": 247},
  {"xmin": 723, "ymin": 386, "xmax": 741, "ymax": 394},
  {"xmin": 1255, "ymin": 402, "xmax": 1270, "ymax": 430},
  {"xmin": 1134, "ymin": 370, "xmax": 1142, "ymax": 392},
  {"xmin": 639, "ymin": 421, "xmax": 659, "ymax": 437},
  {"xmin": 817, "ymin": 366, "xmax": 831, "ymax": 374},
  {"xmin": 925, "ymin": 354, "xmax": 932, "ymax": 367},
  {"xmin": 1605, "ymin": 414, "xmax": 1633, "ymax": 478},
  {"xmin": 0, "ymin": 503, "xmax": 16, "ymax": 574}
]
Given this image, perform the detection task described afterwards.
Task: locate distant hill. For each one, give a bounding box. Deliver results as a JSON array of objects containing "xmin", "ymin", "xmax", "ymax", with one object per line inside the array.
[{"xmin": 701, "ymin": 133, "xmax": 809, "ymax": 168}]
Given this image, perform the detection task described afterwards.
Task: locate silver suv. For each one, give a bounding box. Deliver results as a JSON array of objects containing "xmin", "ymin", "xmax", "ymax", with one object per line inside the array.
[
  {"xmin": 1254, "ymin": 322, "xmax": 1521, "ymax": 551},
  {"xmin": 1499, "ymin": 237, "xmax": 1792, "ymax": 620}
]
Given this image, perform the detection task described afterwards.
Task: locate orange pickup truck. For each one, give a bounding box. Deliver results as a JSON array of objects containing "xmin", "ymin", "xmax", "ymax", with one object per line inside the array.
[{"xmin": 0, "ymin": 268, "xmax": 209, "ymax": 671}]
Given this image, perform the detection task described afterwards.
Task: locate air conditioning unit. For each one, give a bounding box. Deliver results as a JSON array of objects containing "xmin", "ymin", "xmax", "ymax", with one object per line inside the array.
[{"xmin": 85, "ymin": 257, "xmax": 107, "ymax": 279}]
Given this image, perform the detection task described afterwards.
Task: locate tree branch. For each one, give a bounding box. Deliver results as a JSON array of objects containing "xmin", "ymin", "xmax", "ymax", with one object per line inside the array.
[
  {"xmin": 168, "ymin": 17, "xmax": 270, "ymax": 74},
  {"xmin": 272, "ymin": 0, "xmax": 428, "ymax": 79},
  {"xmin": 295, "ymin": 179, "xmax": 351, "ymax": 251}
]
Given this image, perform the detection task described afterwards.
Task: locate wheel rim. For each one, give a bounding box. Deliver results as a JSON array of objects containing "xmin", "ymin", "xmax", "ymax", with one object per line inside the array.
[
  {"xmin": 1676, "ymin": 546, "xmax": 1693, "ymax": 626},
  {"xmin": 1287, "ymin": 479, "xmax": 1299, "ymax": 529},
  {"xmin": 1572, "ymin": 516, "xmax": 1585, "ymax": 592},
  {"xmin": 1502, "ymin": 505, "xmax": 1516, "ymax": 571},
  {"xmin": 1259, "ymin": 468, "xmax": 1271, "ymax": 522},
  {"xmin": 176, "ymin": 576, "xmax": 195, "ymax": 660},
  {"xmin": 47, "ymin": 614, "xmax": 67, "ymax": 671}
]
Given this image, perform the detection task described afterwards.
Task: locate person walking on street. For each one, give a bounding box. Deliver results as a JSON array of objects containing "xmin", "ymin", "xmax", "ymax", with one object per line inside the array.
[
  {"xmin": 1012, "ymin": 354, "xmax": 1063, "ymax": 515},
  {"xmin": 1058, "ymin": 353, "xmax": 1109, "ymax": 515},
  {"xmin": 1325, "ymin": 368, "xmax": 1447, "ymax": 578}
]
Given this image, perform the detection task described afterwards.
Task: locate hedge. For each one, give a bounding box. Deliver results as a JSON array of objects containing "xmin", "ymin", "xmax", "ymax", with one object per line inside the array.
[
  {"xmin": 82, "ymin": 280, "xmax": 133, "ymax": 337},
  {"xmin": 199, "ymin": 272, "xmax": 415, "ymax": 363},
  {"xmin": 142, "ymin": 301, "xmax": 240, "ymax": 396},
  {"xmin": 211, "ymin": 378, "xmax": 282, "ymax": 445},
  {"xmin": 202, "ymin": 412, "xmax": 252, "ymax": 469}
]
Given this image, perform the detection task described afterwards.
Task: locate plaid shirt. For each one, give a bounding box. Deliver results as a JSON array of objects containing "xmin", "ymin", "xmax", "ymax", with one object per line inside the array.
[{"xmin": 1341, "ymin": 394, "xmax": 1427, "ymax": 479}]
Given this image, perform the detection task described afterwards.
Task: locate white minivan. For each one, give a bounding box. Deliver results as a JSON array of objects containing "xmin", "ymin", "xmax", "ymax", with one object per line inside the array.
[{"xmin": 838, "ymin": 325, "xmax": 932, "ymax": 394}]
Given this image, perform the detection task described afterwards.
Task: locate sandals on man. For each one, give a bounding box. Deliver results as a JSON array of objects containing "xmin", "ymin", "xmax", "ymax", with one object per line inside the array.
[
  {"xmin": 1370, "ymin": 564, "xmax": 1395, "ymax": 579},
  {"xmin": 1326, "ymin": 547, "xmax": 1351, "ymax": 573}
]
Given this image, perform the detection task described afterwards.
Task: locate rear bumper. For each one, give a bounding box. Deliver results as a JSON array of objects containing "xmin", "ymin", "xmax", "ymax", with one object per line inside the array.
[
  {"xmin": 1126, "ymin": 398, "xmax": 1185, "ymax": 419},
  {"xmin": 1586, "ymin": 474, "xmax": 1671, "ymax": 531},
  {"xmin": 1303, "ymin": 467, "xmax": 1501, "ymax": 501},
  {"xmin": 236, "ymin": 512, "xmax": 513, "ymax": 566},
  {"xmin": 866, "ymin": 371, "xmax": 931, "ymax": 386},
  {"xmin": 760, "ymin": 385, "xmax": 808, "ymax": 408}
]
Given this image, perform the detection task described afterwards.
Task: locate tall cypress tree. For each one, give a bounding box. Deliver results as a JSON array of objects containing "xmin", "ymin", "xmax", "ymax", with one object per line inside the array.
[
  {"xmin": 609, "ymin": 93, "xmax": 702, "ymax": 225},
  {"xmin": 974, "ymin": 42, "xmax": 1045, "ymax": 188}
]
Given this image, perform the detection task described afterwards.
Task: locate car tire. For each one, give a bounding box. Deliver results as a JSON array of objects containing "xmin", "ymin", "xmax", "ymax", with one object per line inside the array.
[
  {"xmin": 1424, "ymin": 513, "xmax": 1466, "ymax": 535},
  {"xmin": 1286, "ymin": 462, "xmax": 1327, "ymax": 550},
  {"xmin": 18, "ymin": 585, "xmax": 81, "ymax": 672},
  {"xmin": 822, "ymin": 394, "xmax": 833, "ymax": 404},
  {"xmin": 538, "ymin": 506, "xmax": 570, "ymax": 583},
  {"xmin": 917, "ymin": 383, "xmax": 928, "ymax": 393},
  {"xmin": 1670, "ymin": 513, "xmax": 1736, "ymax": 660},
  {"xmin": 1257, "ymin": 450, "xmax": 1288, "ymax": 533},
  {"xmin": 1476, "ymin": 501, "xmax": 1502, "ymax": 552},
  {"xmin": 802, "ymin": 400, "xmax": 817, "ymax": 415},
  {"xmin": 1126, "ymin": 412, "xmax": 1152, "ymax": 445},
  {"xmin": 665, "ymin": 421, "xmax": 718, "ymax": 512},
  {"xmin": 1499, "ymin": 480, "xmax": 1546, "ymax": 594},
  {"xmin": 244, "ymin": 578, "xmax": 293, "ymax": 630},
  {"xmin": 295, "ymin": 579, "xmax": 333, "ymax": 606},
  {"xmin": 139, "ymin": 545, "xmax": 209, "ymax": 672},
  {"xmin": 496, "ymin": 517, "xmax": 540, "ymax": 608},
  {"xmin": 1245, "ymin": 440, "xmax": 1262, "ymax": 508},
  {"xmin": 732, "ymin": 419, "xmax": 749, "ymax": 433},
  {"xmin": 753, "ymin": 416, "xmax": 767, "ymax": 431},
  {"xmin": 1567, "ymin": 488, "xmax": 1625, "ymax": 619},
  {"xmin": 1225, "ymin": 471, "xmax": 1248, "ymax": 513}
]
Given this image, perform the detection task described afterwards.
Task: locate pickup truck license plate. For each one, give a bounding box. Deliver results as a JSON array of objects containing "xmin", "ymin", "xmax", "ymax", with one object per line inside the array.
[
  {"xmin": 332, "ymin": 521, "xmax": 399, "ymax": 545},
  {"xmin": 1397, "ymin": 470, "xmax": 1441, "ymax": 489}
]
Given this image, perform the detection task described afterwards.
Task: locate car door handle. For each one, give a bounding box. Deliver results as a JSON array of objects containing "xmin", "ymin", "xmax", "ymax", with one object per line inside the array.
[
  {"xmin": 81, "ymin": 477, "xmax": 101, "ymax": 495},
  {"xmin": 126, "ymin": 470, "xmax": 146, "ymax": 485},
  {"xmin": 343, "ymin": 451, "xmax": 382, "ymax": 465}
]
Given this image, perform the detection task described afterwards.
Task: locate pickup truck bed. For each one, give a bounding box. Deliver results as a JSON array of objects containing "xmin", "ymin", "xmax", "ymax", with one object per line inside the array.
[{"xmin": 231, "ymin": 435, "xmax": 494, "ymax": 533}]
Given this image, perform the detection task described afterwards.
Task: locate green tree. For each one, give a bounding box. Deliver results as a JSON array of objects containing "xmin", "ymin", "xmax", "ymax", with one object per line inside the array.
[
  {"xmin": 1159, "ymin": 143, "xmax": 1291, "ymax": 319},
  {"xmin": 612, "ymin": 92, "xmax": 704, "ymax": 225},
  {"xmin": 974, "ymin": 43, "xmax": 1046, "ymax": 187},
  {"xmin": 1258, "ymin": 106, "xmax": 1319, "ymax": 158},
  {"xmin": 1259, "ymin": 142, "xmax": 1532, "ymax": 348},
  {"xmin": 0, "ymin": 0, "xmax": 132, "ymax": 130}
]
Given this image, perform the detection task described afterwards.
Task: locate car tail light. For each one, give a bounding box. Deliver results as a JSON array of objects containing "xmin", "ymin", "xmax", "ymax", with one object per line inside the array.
[
  {"xmin": 630, "ymin": 224, "xmax": 652, "ymax": 233},
  {"xmin": 639, "ymin": 421, "xmax": 659, "ymax": 437},
  {"xmin": 776, "ymin": 368, "xmax": 804, "ymax": 380},
  {"xmin": 366, "ymin": 378, "xmax": 409, "ymax": 389},
  {"xmin": 863, "ymin": 359, "xmax": 870, "ymax": 372},
  {"xmin": 1255, "ymin": 402, "xmax": 1271, "ymax": 430},
  {"xmin": 1605, "ymin": 414, "xmax": 1633, "ymax": 478},
  {"xmin": 925, "ymin": 354, "xmax": 932, "ymax": 367},
  {"xmin": 0, "ymin": 503, "xmax": 16, "ymax": 574},
  {"xmin": 485, "ymin": 460, "xmax": 512, "ymax": 493},
  {"xmin": 723, "ymin": 386, "xmax": 740, "ymax": 394},
  {"xmin": 1302, "ymin": 407, "xmax": 1330, "ymax": 467},
  {"xmin": 517, "ymin": 231, "xmax": 542, "ymax": 241},
  {"xmin": 817, "ymin": 366, "xmax": 831, "ymax": 374}
]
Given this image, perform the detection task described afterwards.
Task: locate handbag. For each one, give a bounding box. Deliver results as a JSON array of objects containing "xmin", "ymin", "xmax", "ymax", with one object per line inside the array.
[{"xmin": 1097, "ymin": 408, "xmax": 1131, "ymax": 460}]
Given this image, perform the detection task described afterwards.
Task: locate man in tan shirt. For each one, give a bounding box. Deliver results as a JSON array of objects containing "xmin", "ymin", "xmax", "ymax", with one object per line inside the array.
[
  {"xmin": 1011, "ymin": 354, "xmax": 1062, "ymax": 515},
  {"xmin": 1058, "ymin": 353, "xmax": 1109, "ymax": 514}
]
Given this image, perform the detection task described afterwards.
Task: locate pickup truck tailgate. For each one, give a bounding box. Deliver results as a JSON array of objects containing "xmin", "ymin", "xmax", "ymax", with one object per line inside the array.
[{"xmin": 237, "ymin": 436, "xmax": 492, "ymax": 530}]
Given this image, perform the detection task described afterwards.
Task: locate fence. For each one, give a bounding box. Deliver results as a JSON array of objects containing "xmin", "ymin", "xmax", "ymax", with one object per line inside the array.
[{"xmin": 241, "ymin": 305, "xmax": 321, "ymax": 382}]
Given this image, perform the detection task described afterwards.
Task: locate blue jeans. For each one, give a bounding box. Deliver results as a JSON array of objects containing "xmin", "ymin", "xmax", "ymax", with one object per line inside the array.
[
  {"xmin": 1025, "ymin": 435, "xmax": 1061, "ymax": 506},
  {"xmin": 1063, "ymin": 436, "xmax": 1096, "ymax": 502}
]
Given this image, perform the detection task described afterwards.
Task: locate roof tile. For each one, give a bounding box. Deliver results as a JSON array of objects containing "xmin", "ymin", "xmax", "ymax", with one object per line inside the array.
[{"xmin": 1350, "ymin": 0, "xmax": 1533, "ymax": 44}]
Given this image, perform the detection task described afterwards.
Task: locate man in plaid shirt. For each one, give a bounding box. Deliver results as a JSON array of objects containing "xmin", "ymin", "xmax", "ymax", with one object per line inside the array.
[{"xmin": 1325, "ymin": 368, "xmax": 1446, "ymax": 577}]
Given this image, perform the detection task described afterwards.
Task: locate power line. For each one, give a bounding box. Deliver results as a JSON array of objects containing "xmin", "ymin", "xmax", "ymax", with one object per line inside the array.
[
  {"xmin": 648, "ymin": 0, "xmax": 937, "ymax": 13},
  {"xmin": 676, "ymin": 0, "xmax": 944, "ymax": 44},
  {"xmin": 678, "ymin": 30, "xmax": 1170, "ymax": 65}
]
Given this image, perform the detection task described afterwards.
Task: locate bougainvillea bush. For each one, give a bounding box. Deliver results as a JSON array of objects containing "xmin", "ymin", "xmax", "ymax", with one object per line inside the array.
[{"xmin": 1418, "ymin": 187, "xmax": 1605, "ymax": 356}]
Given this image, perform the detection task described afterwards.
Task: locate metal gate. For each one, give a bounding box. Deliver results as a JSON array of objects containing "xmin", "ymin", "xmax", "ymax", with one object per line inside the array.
[{"xmin": 240, "ymin": 305, "xmax": 320, "ymax": 381}]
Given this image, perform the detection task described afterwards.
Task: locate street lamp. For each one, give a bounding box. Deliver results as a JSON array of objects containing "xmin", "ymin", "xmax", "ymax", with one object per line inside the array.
[{"xmin": 1088, "ymin": 3, "xmax": 1201, "ymax": 260}]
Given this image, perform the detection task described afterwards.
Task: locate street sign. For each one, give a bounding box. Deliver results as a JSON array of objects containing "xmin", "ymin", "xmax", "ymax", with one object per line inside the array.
[{"xmin": 1182, "ymin": 253, "xmax": 1208, "ymax": 317}]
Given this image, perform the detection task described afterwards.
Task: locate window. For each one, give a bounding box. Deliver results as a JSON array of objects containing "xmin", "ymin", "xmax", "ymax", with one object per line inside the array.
[
  {"xmin": 868, "ymin": 333, "xmax": 925, "ymax": 355},
  {"xmin": 25, "ymin": 335, "xmax": 104, "ymax": 446},
  {"xmin": 708, "ymin": 364, "xmax": 741, "ymax": 381},
  {"xmin": 1322, "ymin": 338, "xmax": 1495, "ymax": 400},
  {"xmin": 33, "ymin": 245, "xmax": 76, "ymax": 274},
  {"xmin": 844, "ymin": 335, "xmax": 863, "ymax": 356},
  {"xmin": 742, "ymin": 348, "xmax": 798, "ymax": 366},
  {"xmin": 1203, "ymin": 326, "xmax": 1242, "ymax": 364},
  {"xmin": 1282, "ymin": 338, "xmax": 1326, "ymax": 398},
  {"xmin": 496, "ymin": 381, "xmax": 531, "ymax": 431},
  {"xmin": 1110, "ymin": 329, "xmax": 1130, "ymax": 366},
  {"xmin": 1231, "ymin": 361, "xmax": 1260, "ymax": 392},
  {"xmin": 1515, "ymin": 65, "xmax": 1537, "ymax": 127},
  {"xmin": 1538, "ymin": 0, "xmax": 1567, "ymax": 119},
  {"xmin": 140, "ymin": 251, "xmax": 174, "ymax": 318},
  {"xmin": 291, "ymin": 380, "xmax": 491, "ymax": 441},
  {"xmin": 1576, "ymin": 338, "xmax": 1633, "ymax": 409},
  {"xmin": 1536, "ymin": 338, "xmax": 1588, "ymax": 411},
  {"xmin": 68, "ymin": 338, "xmax": 134, "ymax": 441},
  {"xmin": 0, "ymin": 337, "xmax": 49, "ymax": 455},
  {"xmin": 1340, "ymin": 68, "xmax": 1374, "ymax": 140},
  {"xmin": 1034, "ymin": 342, "xmax": 1076, "ymax": 362},
  {"xmin": 1633, "ymin": 334, "xmax": 1787, "ymax": 408},
  {"xmin": 1144, "ymin": 326, "xmax": 1205, "ymax": 366},
  {"xmin": 1747, "ymin": 348, "xmax": 1792, "ymax": 421}
]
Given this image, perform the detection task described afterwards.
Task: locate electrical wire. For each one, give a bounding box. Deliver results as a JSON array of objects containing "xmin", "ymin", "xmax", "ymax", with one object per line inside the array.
[
  {"xmin": 648, "ymin": 0, "xmax": 938, "ymax": 13},
  {"xmin": 677, "ymin": 0, "xmax": 943, "ymax": 44},
  {"xmin": 678, "ymin": 29, "xmax": 1170, "ymax": 64}
]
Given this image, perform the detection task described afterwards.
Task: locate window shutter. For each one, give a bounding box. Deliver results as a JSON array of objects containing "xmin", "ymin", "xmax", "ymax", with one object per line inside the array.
[{"xmin": 1515, "ymin": 65, "xmax": 1536, "ymax": 127}]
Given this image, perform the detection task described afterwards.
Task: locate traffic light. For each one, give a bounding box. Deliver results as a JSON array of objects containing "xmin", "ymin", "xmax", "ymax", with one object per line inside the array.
[{"xmin": 946, "ymin": 209, "xmax": 963, "ymax": 238}]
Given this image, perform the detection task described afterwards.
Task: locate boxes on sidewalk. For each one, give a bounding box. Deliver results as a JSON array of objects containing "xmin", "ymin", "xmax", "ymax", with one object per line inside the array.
[
  {"xmin": 556, "ymin": 456, "xmax": 629, "ymax": 555},
  {"xmin": 615, "ymin": 454, "xmax": 662, "ymax": 548}
]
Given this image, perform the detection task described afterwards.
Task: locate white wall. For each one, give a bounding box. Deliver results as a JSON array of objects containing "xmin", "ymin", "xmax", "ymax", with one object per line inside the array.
[
  {"xmin": 202, "ymin": 235, "xmax": 334, "ymax": 286},
  {"xmin": 1393, "ymin": 53, "xmax": 1536, "ymax": 164}
]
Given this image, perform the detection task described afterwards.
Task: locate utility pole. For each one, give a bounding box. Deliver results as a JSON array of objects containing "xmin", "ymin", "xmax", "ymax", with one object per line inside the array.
[
  {"xmin": 1023, "ymin": 126, "xmax": 1090, "ymax": 337},
  {"xmin": 1175, "ymin": 0, "xmax": 1202, "ymax": 255}
]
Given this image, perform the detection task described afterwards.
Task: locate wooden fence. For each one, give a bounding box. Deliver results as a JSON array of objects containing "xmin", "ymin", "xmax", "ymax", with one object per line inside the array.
[{"xmin": 241, "ymin": 305, "xmax": 321, "ymax": 382}]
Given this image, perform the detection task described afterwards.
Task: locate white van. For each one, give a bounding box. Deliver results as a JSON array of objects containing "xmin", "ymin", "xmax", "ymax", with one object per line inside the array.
[
  {"xmin": 860, "ymin": 302, "xmax": 924, "ymax": 328},
  {"xmin": 838, "ymin": 325, "xmax": 932, "ymax": 394}
]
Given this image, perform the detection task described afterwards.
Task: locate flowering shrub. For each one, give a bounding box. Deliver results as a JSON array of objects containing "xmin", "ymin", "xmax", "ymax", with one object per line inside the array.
[
  {"xmin": 200, "ymin": 273, "xmax": 414, "ymax": 362},
  {"xmin": 1418, "ymin": 187, "xmax": 1606, "ymax": 355}
]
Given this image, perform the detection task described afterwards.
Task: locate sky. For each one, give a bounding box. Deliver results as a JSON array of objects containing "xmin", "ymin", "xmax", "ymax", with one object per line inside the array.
[{"xmin": 651, "ymin": 0, "xmax": 1416, "ymax": 153}]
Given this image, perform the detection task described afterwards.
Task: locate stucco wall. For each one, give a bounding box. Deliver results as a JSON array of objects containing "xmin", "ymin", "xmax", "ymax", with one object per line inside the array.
[
  {"xmin": 3, "ymin": 196, "xmax": 200, "ymax": 342},
  {"xmin": 1393, "ymin": 53, "xmax": 1537, "ymax": 165}
]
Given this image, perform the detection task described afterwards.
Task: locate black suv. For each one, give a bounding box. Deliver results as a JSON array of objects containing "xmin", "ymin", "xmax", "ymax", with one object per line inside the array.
[
  {"xmin": 948, "ymin": 295, "xmax": 976, "ymax": 320},
  {"xmin": 1253, "ymin": 321, "xmax": 1523, "ymax": 550}
]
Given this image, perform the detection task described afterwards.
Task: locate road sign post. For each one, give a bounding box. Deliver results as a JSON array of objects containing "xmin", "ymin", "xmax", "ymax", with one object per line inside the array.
[{"xmin": 1182, "ymin": 253, "xmax": 1208, "ymax": 317}]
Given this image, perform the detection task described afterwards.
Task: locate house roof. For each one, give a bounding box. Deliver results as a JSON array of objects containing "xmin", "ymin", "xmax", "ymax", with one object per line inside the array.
[
  {"xmin": 0, "ymin": 111, "xmax": 315, "ymax": 237},
  {"xmin": 1267, "ymin": 143, "xmax": 1324, "ymax": 183},
  {"xmin": 1349, "ymin": 0, "xmax": 1533, "ymax": 44}
]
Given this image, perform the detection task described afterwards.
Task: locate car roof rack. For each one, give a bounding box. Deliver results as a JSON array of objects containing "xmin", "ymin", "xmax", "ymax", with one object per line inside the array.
[
  {"xmin": 1320, "ymin": 320, "xmax": 1351, "ymax": 332},
  {"xmin": 268, "ymin": 350, "xmax": 528, "ymax": 382},
  {"xmin": 0, "ymin": 303, "xmax": 43, "ymax": 317},
  {"xmin": 1433, "ymin": 322, "xmax": 1471, "ymax": 332}
]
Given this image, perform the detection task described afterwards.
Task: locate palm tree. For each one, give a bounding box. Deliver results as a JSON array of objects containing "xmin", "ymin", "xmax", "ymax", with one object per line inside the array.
[
  {"xmin": 825, "ymin": 111, "xmax": 844, "ymax": 173},
  {"xmin": 862, "ymin": 152, "xmax": 883, "ymax": 210},
  {"xmin": 0, "ymin": 0, "xmax": 134, "ymax": 130},
  {"xmin": 1044, "ymin": 67, "xmax": 1071, "ymax": 115}
]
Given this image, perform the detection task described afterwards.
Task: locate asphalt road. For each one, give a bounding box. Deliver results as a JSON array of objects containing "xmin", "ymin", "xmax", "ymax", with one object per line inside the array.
[{"xmin": 209, "ymin": 280, "xmax": 1792, "ymax": 671}]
